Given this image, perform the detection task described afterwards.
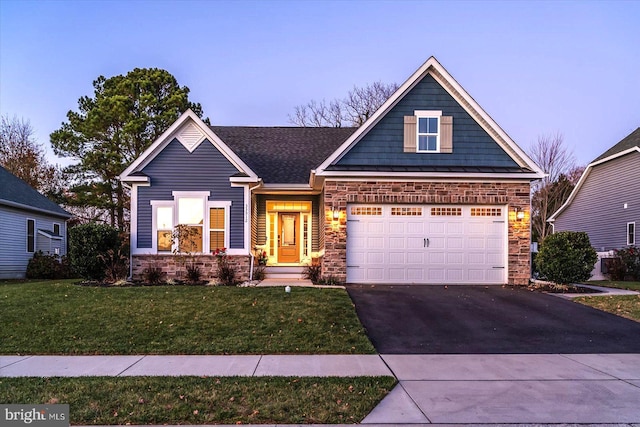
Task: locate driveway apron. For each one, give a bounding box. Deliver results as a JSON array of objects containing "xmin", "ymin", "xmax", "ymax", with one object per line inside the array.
[{"xmin": 346, "ymin": 284, "xmax": 640, "ymax": 354}]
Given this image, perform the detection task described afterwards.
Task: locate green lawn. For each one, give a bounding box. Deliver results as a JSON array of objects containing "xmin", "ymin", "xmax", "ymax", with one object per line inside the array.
[
  {"xmin": 0, "ymin": 280, "xmax": 374, "ymax": 354},
  {"xmin": 575, "ymin": 294, "xmax": 640, "ymax": 322},
  {"xmin": 0, "ymin": 376, "xmax": 396, "ymax": 425},
  {"xmin": 585, "ymin": 280, "xmax": 640, "ymax": 291}
]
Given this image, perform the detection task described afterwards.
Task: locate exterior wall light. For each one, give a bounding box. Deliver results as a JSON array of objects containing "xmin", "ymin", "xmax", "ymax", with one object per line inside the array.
[
  {"xmin": 515, "ymin": 207, "xmax": 525, "ymax": 220},
  {"xmin": 332, "ymin": 207, "xmax": 340, "ymax": 221}
]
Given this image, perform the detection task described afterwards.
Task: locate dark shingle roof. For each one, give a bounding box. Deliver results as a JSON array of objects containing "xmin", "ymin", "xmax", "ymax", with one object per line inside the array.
[
  {"xmin": 0, "ymin": 166, "xmax": 71, "ymax": 218},
  {"xmin": 210, "ymin": 126, "xmax": 356, "ymax": 184},
  {"xmin": 593, "ymin": 127, "xmax": 640, "ymax": 163}
]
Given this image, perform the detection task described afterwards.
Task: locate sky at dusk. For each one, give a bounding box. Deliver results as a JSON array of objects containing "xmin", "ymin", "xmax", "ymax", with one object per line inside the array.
[{"xmin": 1, "ymin": 0, "xmax": 638, "ymax": 168}]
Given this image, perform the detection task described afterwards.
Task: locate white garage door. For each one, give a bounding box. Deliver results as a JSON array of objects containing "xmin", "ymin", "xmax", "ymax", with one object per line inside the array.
[{"xmin": 346, "ymin": 204, "xmax": 507, "ymax": 284}]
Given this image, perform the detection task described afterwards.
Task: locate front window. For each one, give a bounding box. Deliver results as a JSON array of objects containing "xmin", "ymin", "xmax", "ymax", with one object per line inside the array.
[
  {"xmin": 178, "ymin": 197, "xmax": 204, "ymax": 253},
  {"xmin": 53, "ymin": 223, "xmax": 61, "ymax": 236},
  {"xmin": 26, "ymin": 219, "xmax": 35, "ymax": 253},
  {"xmin": 415, "ymin": 110, "xmax": 442, "ymax": 152},
  {"xmin": 209, "ymin": 207, "xmax": 226, "ymax": 251},
  {"xmin": 628, "ymin": 222, "xmax": 636, "ymax": 246},
  {"xmin": 157, "ymin": 206, "xmax": 173, "ymax": 252}
]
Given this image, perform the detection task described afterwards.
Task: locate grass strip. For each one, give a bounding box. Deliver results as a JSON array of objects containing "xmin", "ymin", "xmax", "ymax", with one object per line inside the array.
[
  {"xmin": 0, "ymin": 280, "xmax": 374, "ymax": 354},
  {"xmin": 575, "ymin": 294, "xmax": 640, "ymax": 322},
  {"xmin": 585, "ymin": 281, "xmax": 640, "ymax": 291},
  {"xmin": 0, "ymin": 376, "xmax": 395, "ymax": 425}
]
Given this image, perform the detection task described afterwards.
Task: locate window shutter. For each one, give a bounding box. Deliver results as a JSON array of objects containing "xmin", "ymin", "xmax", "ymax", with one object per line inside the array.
[
  {"xmin": 440, "ymin": 116, "xmax": 453, "ymax": 153},
  {"xmin": 403, "ymin": 116, "xmax": 417, "ymax": 152}
]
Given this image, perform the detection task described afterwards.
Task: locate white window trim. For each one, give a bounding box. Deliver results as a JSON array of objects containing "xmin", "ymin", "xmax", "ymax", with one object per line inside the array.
[
  {"xmin": 415, "ymin": 110, "xmax": 442, "ymax": 153},
  {"xmin": 53, "ymin": 222, "xmax": 61, "ymax": 236},
  {"xmin": 151, "ymin": 201, "xmax": 175, "ymax": 252},
  {"xmin": 628, "ymin": 222, "xmax": 636, "ymax": 246},
  {"xmin": 150, "ymin": 193, "xmax": 239, "ymax": 255},
  {"xmin": 26, "ymin": 218, "xmax": 35, "ymax": 254},
  {"xmin": 208, "ymin": 201, "xmax": 232, "ymax": 253}
]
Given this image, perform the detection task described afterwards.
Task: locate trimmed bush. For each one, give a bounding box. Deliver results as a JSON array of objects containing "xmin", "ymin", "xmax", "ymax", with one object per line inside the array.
[
  {"xmin": 26, "ymin": 251, "xmax": 72, "ymax": 279},
  {"xmin": 536, "ymin": 231, "xmax": 598, "ymax": 285},
  {"xmin": 68, "ymin": 223, "xmax": 122, "ymax": 281},
  {"xmin": 614, "ymin": 246, "xmax": 640, "ymax": 280}
]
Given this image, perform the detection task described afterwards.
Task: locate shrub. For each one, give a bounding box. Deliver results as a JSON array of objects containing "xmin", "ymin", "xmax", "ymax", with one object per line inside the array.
[
  {"xmin": 142, "ymin": 265, "xmax": 165, "ymax": 285},
  {"xmin": 536, "ymin": 231, "xmax": 598, "ymax": 285},
  {"xmin": 303, "ymin": 264, "xmax": 322, "ymax": 284},
  {"xmin": 98, "ymin": 248, "xmax": 129, "ymax": 283},
  {"xmin": 26, "ymin": 251, "xmax": 72, "ymax": 279},
  {"xmin": 216, "ymin": 255, "xmax": 236, "ymax": 286},
  {"xmin": 253, "ymin": 264, "xmax": 266, "ymax": 281},
  {"xmin": 69, "ymin": 223, "xmax": 122, "ymax": 280},
  {"xmin": 185, "ymin": 264, "xmax": 202, "ymax": 284},
  {"xmin": 614, "ymin": 246, "xmax": 640, "ymax": 280},
  {"xmin": 604, "ymin": 257, "xmax": 627, "ymax": 281}
]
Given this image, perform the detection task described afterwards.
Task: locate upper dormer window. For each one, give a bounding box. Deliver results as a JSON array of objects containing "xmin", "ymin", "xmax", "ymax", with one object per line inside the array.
[
  {"xmin": 404, "ymin": 111, "xmax": 452, "ymax": 154},
  {"xmin": 416, "ymin": 111, "xmax": 441, "ymax": 152}
]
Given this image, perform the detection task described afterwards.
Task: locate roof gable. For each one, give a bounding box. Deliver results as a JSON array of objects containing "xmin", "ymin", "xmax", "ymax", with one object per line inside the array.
[
  {"xmin": 549, "ymin": 127, "xmax": 640, "ymax": 222},
  {"xmin": 592, "ymin": 127, "xmax": 640, "ymax": 163},
  {"xmin": 119, "ymin": 110, "xmax": 258, "ymax": 183},
  {"xmin": 0, "ymin": 166, "xmax": 71, "ymax": 218},
  {"xmin": 316, "ymin": 56, "xmax": 544, "ymax": 178}
]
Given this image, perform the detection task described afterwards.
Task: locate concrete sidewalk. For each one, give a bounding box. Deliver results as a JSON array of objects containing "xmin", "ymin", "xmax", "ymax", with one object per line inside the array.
[{"xmin": 2, "ymin": 353, "xmax": 640, "ymax": 425}]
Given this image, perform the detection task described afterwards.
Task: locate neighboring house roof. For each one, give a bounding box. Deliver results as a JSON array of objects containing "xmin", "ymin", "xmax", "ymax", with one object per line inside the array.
[
  {"xmin": 592, "ymin": 127, "xmax": 640, "ymax": 163},
  {"xmin": 316, "ymin": 56, "xmax": 544, "ymax": 179},
  {"xmin": 549, "ymin": 127, "xmax": 640, "ymax": 222},
  {"xmin": 0, "ymin": 166, "xmax": 71, "ymax": 218},
  {"xmin": 211, "ymin": 126, "xmax": 356, "ymax": 184}
]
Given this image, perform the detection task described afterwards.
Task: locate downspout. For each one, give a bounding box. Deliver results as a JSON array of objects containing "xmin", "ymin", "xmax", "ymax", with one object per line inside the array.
[{"xmin": 247, "ymin": 180, "xmax": 263, "ymax": 281}]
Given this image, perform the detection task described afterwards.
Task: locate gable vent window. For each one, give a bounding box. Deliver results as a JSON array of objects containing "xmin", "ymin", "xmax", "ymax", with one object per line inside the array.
[
  {"xmin": 404, "ymin": 111, "xmax": 453, "ymax": 153},
  {"xmin": 628, "ymin": 222, "xmax": 636, "ymax": 246}
]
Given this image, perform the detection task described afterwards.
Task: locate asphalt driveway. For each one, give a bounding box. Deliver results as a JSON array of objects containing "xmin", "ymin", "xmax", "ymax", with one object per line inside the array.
[{"xmin": 346, "ymin": 284, "xmax": 640, "ymax": 354}]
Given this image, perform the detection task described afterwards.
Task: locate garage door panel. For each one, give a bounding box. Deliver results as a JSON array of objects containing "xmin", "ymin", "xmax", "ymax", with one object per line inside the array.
[
  {"xmin": 389, "ymin": 237, "xmax": 405, "ymax": 249},
  {"xmin": 346, "ymin": 204, "xmax": 506, "ymax": 284},
  {"xmin": 406, "ymin": 251, "xmax": 424, "ymax": 264},
  {"xmin": 366, "ymin": 252, "xmax": 384, "ymax": 264},
  {"xmin": 389, "ymin": 222, "xmax": 405, "ymax": 233},
  {"xmin": 468, "ymin": 253, "xmax": 486, "ymax": 264},
  {"xmin": 366, "ymin": 268, "xmax": 385, "ymax": 281},
  {"xmin": 389, "ymin": 268, "xmax": 405, "ymax": 281},
  {"xmin": 468, "ymin": 237, "xmax": 486, "ymax": 249},
  {"xmin": 389, "ymin": 252, "xmax": 405, "ymax": 264}
]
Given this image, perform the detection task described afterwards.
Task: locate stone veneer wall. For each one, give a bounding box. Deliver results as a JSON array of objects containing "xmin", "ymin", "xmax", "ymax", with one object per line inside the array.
[
  {"xmin": 132, "ymin": 255, "xmax": 251, "ymax": 282},
  {"xmin": 323, "ymin": 180, "xmax": 532, "ymax": 285}
]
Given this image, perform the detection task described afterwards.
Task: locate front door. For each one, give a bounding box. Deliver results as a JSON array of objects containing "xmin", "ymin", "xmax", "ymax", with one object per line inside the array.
[{"xmin": 278, "ymin": 213, "xmax": 300, "ymax": 263}]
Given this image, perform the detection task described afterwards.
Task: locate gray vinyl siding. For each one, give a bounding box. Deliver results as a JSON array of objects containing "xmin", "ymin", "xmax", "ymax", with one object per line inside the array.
[
  {"xmin": 0, "ymin": 206, "xmax": 67, "ymax": 279},
  {"xmin": 137, "ymin": 138, "xmax": 245, "ymax": 249},
  {"xmin": 255, "ymin": 194, "xmax": 320, "ymax": 252},
  {"xmin": 335, "ymin": 74, "xmax": 518, "ymax": 168},
  {"xmin": 554, "ymin": 152, "xmax": 640, "ymax": 251}
]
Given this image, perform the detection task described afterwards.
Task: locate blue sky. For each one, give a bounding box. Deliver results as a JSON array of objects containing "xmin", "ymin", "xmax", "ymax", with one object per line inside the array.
[{"xmin": 1, "ymin": 0, "xmax": 638, "ymax": 167}]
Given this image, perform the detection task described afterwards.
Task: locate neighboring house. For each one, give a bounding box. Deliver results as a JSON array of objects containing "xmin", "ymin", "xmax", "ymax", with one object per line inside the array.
[
  {"xmin": 549, "ymin": 128, "xmax": 640, "ymax": 280},
  {"xmin": 120, "ymin": 57, "xmax": 544, "ymax": 285},
  {"xmin": 0, "ymin": 166, "xmax": 72, "ymax": 279}
]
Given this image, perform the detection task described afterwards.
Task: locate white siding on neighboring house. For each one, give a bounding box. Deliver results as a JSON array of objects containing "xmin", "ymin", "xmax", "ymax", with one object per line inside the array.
[
  {"xmin": 553, "ymin": 152, "xmax": 640, "ymax": 251},
  {"xmin": 0, "ymin": 206, "xmax": 68, "ymax": 279}
]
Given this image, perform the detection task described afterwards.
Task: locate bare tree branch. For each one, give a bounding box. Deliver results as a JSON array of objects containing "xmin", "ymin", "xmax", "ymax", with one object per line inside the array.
[
  {"xmin": 288, "ymin": 81, "xmax": 399, "ymax": 127},
  {"xmin": 528, "ymin": 133, "xmax": 583, "ymax": 242}
]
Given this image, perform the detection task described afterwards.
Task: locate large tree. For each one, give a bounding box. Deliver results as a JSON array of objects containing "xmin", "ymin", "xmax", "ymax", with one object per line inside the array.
[
  {"xmin": 0, "ymin": 114, "xmax": 65, "ymax": 200},
  {"xmin": 289, "ymin": 81, "xmax": 398, "ymax": 127},
  {"xmin": 51, "ymin": 68, "xmax": 206, "ymax": 229},
  {"xmin": 528, "ymin": 133, "xmax": 584, "ymax": 242}
]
